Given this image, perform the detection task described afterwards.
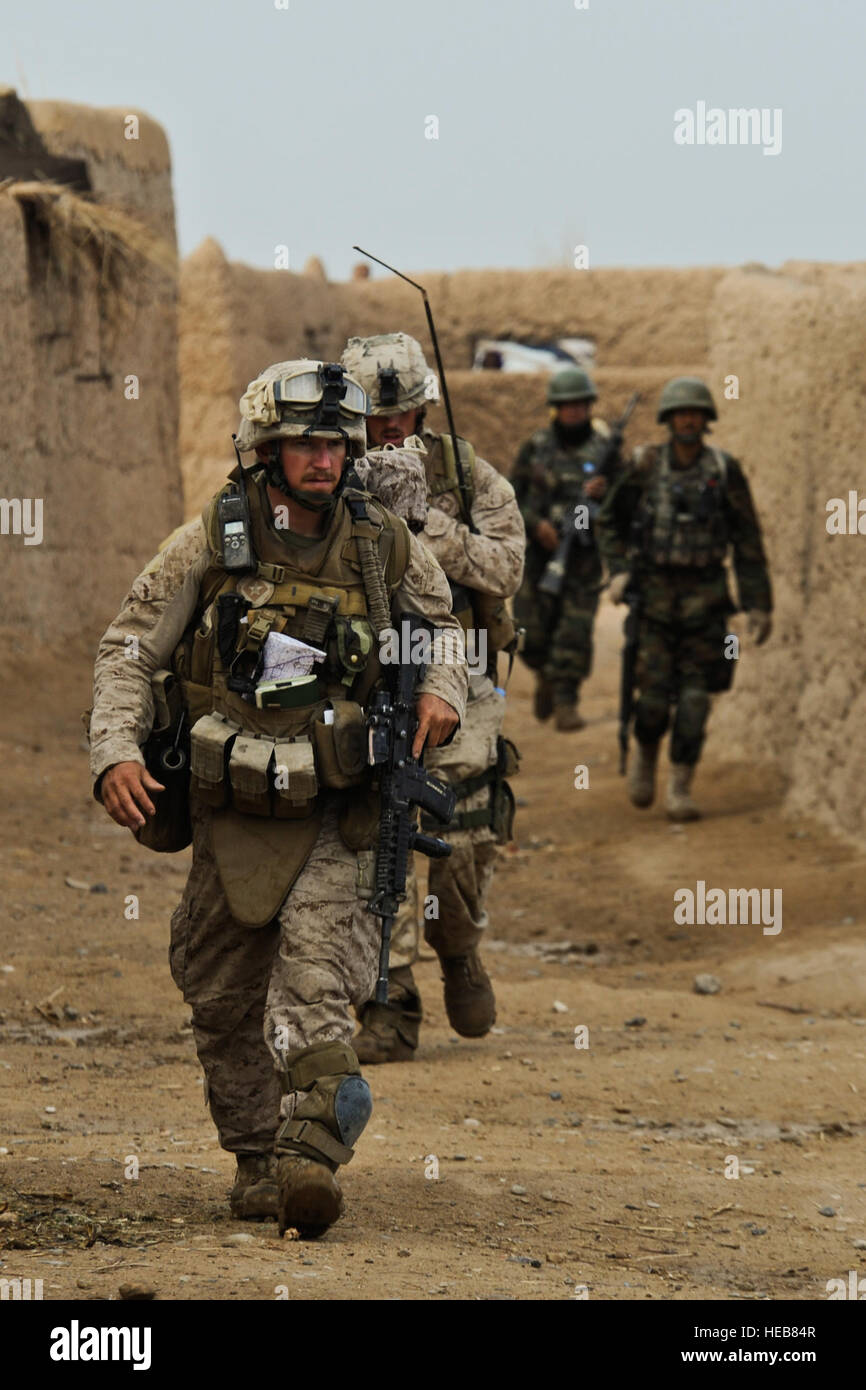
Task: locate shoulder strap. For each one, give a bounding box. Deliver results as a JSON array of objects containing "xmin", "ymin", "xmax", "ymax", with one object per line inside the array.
[
  {"xmin": 707, "ymin": 446, "xmax": 728, "ymax": 487},
  {"xmin": 430, "ymin": 433, "xmax": 476, "ymax": 520}
]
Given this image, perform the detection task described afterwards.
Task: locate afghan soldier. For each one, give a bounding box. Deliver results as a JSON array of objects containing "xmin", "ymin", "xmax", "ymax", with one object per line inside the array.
[
  {"xmin": 89, "ymin": 360, "xmax": 467, "ymax": 1236},
  {"xmin": 596, "ymin": 377, "xmax": 772, "ymax": 820},
  {"xmin": 512, "ymin": 365, "xmax": 618, "ymax": 730},
  {"xmin": 340, "ymin": 333, "xmax": 524, "ymax": 1064}
]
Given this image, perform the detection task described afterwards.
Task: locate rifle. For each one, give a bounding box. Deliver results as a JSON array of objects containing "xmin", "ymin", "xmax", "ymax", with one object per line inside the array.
[
  {"xmin": 618, "ymin": 573, "xmax": 643, "ymax": 775},
  {"xmin": 538, "ymin": 391, "xmax": 640, "ymax": 598},
  {"xmin": 366, "ymin": 613, "xmax": 457, "ymax": 1004}
]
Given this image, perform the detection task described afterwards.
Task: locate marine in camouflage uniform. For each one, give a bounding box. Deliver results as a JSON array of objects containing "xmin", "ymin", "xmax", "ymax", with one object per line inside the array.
[
  {"xmin": 512, "ymin": 366, "xmax": 620, "ymax": 730},
  {"xmin": 89, "ymin": 360, "xmax": 467, "ymax": 1236},
  {"xmin": 341, "ymin": 333, "xmax": 525, "ymax": 1063},
  {"xmin": 596, "ymin": 377, "xmax": 772, "ymax": 820}
]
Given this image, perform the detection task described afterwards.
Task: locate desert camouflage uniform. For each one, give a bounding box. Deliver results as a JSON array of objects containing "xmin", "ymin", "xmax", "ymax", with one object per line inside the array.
[
  {"xmin": 511, "ymin": 420, "xmax": 617, "ymax": 704},
  {"xmin": 388, "ymin": 427, "xmax": 524, "ymax": 975},
  {"xmin": 89, "ymin": 501, "xmax": 467, "ymax": 1158},
  {"xmin": 596, "ymin": 441, "xmax": 771, "ymax": 764}
]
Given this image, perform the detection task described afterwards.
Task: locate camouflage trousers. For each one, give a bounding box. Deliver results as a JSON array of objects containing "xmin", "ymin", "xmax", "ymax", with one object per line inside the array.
[
  {"xmin": 514, "ymin": 562, "xmax": 601, "ymax": 704},
  {"xmin": 169, "ymin": 801, "xmax": 378, "ymax": 1156},
  {"xmin": 386, "ymin": 678, "xmax": 504, "ymax": 971},
  {"xmin": 633, "ymin": 611, "xmax": 734, "ymax": 765}
]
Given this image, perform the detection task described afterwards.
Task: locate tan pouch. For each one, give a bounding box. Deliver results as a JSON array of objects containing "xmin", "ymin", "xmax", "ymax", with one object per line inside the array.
[
  {"xmin": 229, "ymin": 734, "xmax": 275, "ymax": 817},
  {"xmin": 313, "ymin": 702, "xmax": 368, "ymax": 790},
  {"xmin": 273, "ymin": 736, "xmax": 318, "ymax": 819},
  {"xmin": 190, "ymin": 712, "xmax": 238, "ymax": 808}
]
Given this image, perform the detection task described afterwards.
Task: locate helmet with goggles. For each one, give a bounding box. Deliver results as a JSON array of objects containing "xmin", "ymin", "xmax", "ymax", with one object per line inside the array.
[{"xmin": 235, "ymin": 360, "xmax": 369, "ymax": 459}]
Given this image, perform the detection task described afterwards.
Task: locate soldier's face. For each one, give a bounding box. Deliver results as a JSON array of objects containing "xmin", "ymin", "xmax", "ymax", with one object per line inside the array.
[
  {"xmin": 556, "ymin": 402, "xmax": 590, "ymax": 427},
  {"xmin": 366, "ymin": 408, "xmax": 420, "ymax": 447},
  {"xmin": 668, "ymin": 409, "xmax": 708, "ymax": 443},
  {"xmin": 277, "ymin": 436, "xmax": 347, "ymax": 493}
]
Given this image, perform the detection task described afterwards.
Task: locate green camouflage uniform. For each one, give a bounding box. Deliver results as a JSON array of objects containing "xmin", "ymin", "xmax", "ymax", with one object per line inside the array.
[
  {"xmin": 512, "ymin": 420, "xmax": 617, "ymax": 704},
  {"xmin": 596, "ymin": 441, "xmax": 772, "ymax": 765}
]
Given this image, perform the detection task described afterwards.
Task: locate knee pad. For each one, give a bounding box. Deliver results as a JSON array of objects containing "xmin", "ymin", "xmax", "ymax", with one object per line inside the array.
[{"xmin": 275, "ymin": 1040, "xmax": 372, "ymax": 1170}]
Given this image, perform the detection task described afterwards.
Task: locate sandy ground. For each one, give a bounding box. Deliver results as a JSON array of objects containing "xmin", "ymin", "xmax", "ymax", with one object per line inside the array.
[{"xmin": 1, "ymin": 608, "xmax": 865, "ymax": 1303}]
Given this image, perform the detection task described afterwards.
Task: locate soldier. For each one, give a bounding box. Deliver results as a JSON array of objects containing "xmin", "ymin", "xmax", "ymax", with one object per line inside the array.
[
  {"xmin": 512, "ymin": 365, "xmax": 618, "ymax": 731},
  {"xmin": 89, "ymin": 360, "xmax": 467, "ymax": 1236},
  {"xmin": 596, "ymin": 376, "xmax": 772, "ymax": 820},
  {"xmin": 340, "ymin": 333, "xmax": 524, "ymax": 1064}
]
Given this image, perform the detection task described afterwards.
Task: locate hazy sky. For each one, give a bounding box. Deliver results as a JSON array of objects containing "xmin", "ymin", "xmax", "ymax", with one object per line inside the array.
[{"xmin": 5, "ymin": 0, "xmax": 863, "ymax": 278}]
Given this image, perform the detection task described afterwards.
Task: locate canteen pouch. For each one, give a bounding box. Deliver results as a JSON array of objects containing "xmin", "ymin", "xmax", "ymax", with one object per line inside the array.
[
  {"xmin": 228, "ymin": 734, "xmax": 274, "ymax": 816},
  {"xmin": 190, "ymin": 712, "xmax": 239, "ymax": 808},
  {"xmin": 272, "ymin": 736, "xmax": 318, "ymax": 819},
  {"xmin": 312, "ymin": 701, "xmax": 368, "ymax": 790}
]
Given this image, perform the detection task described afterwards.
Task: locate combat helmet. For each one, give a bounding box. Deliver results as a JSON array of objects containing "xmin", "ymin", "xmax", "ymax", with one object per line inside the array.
[
  {"xmin": 547, "ymin": 364, "xmax": 598, "ymax": 405},
  {"xmin": 656, "ymin": 377, "xmax": 717, "ymax": 423},
  {"xmin": 235, "ymin": 359, "xmax": 368, "ymax": 459},
  {"xmin": 341, "ymin": 333, "xmax": 435, "ymax": 416}
]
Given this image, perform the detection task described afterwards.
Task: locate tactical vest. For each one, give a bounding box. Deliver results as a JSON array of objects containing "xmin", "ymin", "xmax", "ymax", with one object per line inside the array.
[
  {"xmin": 638, "ymin": 445, "xmax": 729, "ymax": 568},
  {"xmin": 420, "ymin": 428, "xmax": 517, "ymax": 664},
  {"xmin": 528, "ymin": 420, "xmax": 611, "ymax": 527},
  {"xmin": 171, "ymin": 468, "xmax": 410, "ymax": 927}
]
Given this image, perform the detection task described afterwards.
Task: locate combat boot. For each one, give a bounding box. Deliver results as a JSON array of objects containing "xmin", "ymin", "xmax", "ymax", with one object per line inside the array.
[
  {"xmin": 554, "ymin": 702, "xmax": 585, "ymax": 732},
  {"xmin": 276, "ymin": 1155, "xmax": 343, "ymax": 1239},
  {"xmin": 666, "ymin": 763, "xmax": 700, "ymax": 821},
  {"xmin": 628, "ymin": 740, "xmax": 659, "ymax": 808},
  {"xmin": 440, "ymin": 950, "xmax": 496, "ymax": 1037},
  {"xmin": 229, "ymin": 1153, "xmax": 279, "ymax": 1221},
  {"xmin": 354, "ymin": 965, "xmax": 422, "ymax": 1064},
  {"xmin": 533, "ymin": 676, "xmax": 555, "ymax": 722}
]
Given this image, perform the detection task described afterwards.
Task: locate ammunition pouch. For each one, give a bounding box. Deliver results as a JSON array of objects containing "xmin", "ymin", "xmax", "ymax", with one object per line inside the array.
[{"xmin": 135, "ymin": 670, "xmax": 192, "ymax": 854}]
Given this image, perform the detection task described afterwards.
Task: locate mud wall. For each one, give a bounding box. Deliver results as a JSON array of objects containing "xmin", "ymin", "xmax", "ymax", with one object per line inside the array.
[
  {"xmin": 0, "ymin": 95, "xmax": 180, "ymax": 664},
  {"xmin": 178, "ymin": 249, "xmax": 866, "ymax": 843}
]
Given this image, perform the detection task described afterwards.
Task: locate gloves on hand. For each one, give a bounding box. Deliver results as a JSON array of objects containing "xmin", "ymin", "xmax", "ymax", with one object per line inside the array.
[
  {"xmin": 746, "ymin": 610, "xmax": 772, "ymax": 645},
  {"xmin": 608, "ymin": 572, "xmax": 630, "ymax": 605}
]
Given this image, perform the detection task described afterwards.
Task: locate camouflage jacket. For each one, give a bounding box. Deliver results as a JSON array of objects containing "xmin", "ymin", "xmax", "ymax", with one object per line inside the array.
[
  {"xmin": 418, "ymin": 427, "xmax": 524, "ymax": 601},
  {"xmin": 596, "ymin": 441, "xmax": 773, "ymax": 617},
  {"xmin": 511, "ymin": 419, "xmax": 619, "ymax": 577}
]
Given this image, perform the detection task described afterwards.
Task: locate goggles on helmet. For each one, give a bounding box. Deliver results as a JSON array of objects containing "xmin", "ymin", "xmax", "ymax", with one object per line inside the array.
[{"xmin": 240, "ymin": 364, "xmax": 368, "ymax": 430}]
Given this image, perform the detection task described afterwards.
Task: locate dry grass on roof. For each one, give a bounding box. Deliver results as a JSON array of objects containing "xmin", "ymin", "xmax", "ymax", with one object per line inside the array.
[{"xmin": 0, "ymin": 177, "xmax": 177, "ymax": 283}]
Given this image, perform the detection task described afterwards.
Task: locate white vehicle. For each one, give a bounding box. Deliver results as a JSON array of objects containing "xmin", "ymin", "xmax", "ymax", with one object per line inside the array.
[{"xmin": 472, "ymin": 337, "xmax": 596, "ymax": 374}]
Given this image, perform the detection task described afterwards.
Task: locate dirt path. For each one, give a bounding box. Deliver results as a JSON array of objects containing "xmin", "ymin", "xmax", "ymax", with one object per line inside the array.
[{"xmin": 1, "ymin": 611, "xmax": 865, "ymax": 1301}]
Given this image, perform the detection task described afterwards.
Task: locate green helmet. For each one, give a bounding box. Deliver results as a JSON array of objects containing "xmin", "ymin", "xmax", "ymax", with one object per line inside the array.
[
  {"xmin": 235, "ymin": 359, "xmax": 368, "ymax": 459},
  {"xmin": 547, "ymin": 365, "xmax": 597, "ymax": 405},
  {"xmin": 656, "ymin": 377, "xmax": 717, "ymax": 424},
  {"xmin": 341, "ymin": 333, "xmax": 435, "ymax": 416}
]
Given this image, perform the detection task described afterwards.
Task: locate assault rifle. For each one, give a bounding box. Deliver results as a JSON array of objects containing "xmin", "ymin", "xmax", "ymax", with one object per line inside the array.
[
  {"xmin": 366, "ymin": 613, "xmax": 457, "ymax": 1004},
  {"xmin": 538, "ymin": 392, "xmax": 640, "ymax": 598},
  {"xmin": 618, "ymin": 572, "xmax": 643, "ymax": 775}
]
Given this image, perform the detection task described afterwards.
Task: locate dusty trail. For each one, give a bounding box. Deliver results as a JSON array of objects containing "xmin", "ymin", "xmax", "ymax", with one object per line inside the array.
[{"xmin": 1, "ymin": 610, "xmax": 864, "ymax": 1302}]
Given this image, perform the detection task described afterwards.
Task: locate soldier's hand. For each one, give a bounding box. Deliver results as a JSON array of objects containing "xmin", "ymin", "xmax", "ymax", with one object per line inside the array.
[
  {"xmin": 746, "ymin": 610, "xmax": 772, "ymax": 646},
  {"xmin": 608, "ymin": 572, "xmax": 630, "ymax": 605},
  {"xmin": 413, "ymin": 694, "xmax": 459, "ymax": 757},
  {"xmin": 100, "ymin": 761, "xmax": 165, "ymax": 830},
  {"xmin": 534, "ymin": 519, "xmax": 559, "ymax": 552},
  {"xmin": 584, "ymin": 476, "xmax": 607, "ymax": 501}
]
